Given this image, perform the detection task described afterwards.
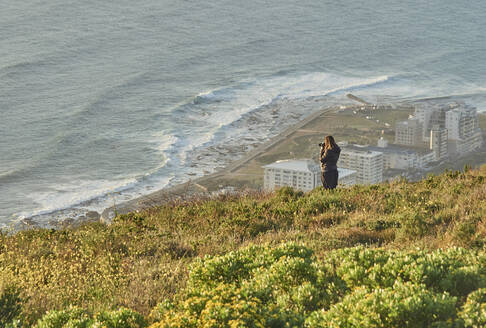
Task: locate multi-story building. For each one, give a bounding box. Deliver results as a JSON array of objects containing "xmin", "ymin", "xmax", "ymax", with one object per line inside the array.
[
  {"xmin": 414, "ymin": 105, "xmax": 434, "ymax": 142},
  {"xmin": 339, "ymin": 146, "xmax": 383, "ymax": 184},
  {"xmin": 395, "ymin": 118, "xmax": 423, "ymax": 146},
  {"xmin": 360, "ymin": 138, "xmax": 435, "ymax": 170},
  {"xmin": 410, "ymin": 103, "xmax": 482, "ymax": 157},
  {"xmin": 337, "ymin": 168, "xmax": 357, "ymax": 186},
  {"xmin": 445, "ymin": 107, "xmax": 482, "ymax": 154},
  {"xmin": 263, "ymin": 159, "xmax": 357, "ymax": 191},
  {"xmin": 445, "ymin": 107, "xmax": 478, "ymax": 140},
  {"xmin": 414, "ymin": 105, "xmax": 448, "ymax": 143},
  {"xmin": 263, "ymin": 159, "xmax": 319, "ymax": 192},
  {"xmin": 430, "ymin": 124, "xmax": 448, "ymax": 160}
]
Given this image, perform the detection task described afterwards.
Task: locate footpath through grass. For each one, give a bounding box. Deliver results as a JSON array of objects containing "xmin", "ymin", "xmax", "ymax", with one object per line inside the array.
[{"xmin": 1, "ymin": 166, "xmax": 486, "ymax": 327}]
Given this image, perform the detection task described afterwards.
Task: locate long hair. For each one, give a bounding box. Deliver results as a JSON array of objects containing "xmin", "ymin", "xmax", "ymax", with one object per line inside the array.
[{"xmin": 324, "ymin": 135, "xmax": 338, "ymax": 151}]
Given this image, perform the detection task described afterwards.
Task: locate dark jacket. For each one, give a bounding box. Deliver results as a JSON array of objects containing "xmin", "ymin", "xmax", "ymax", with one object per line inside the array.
[{"xmin": 320, "ymin": 146, "xmax": 341, "ymax": 172}]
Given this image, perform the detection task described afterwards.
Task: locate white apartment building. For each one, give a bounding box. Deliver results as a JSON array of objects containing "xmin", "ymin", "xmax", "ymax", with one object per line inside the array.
[
  {"xmin": 339, "ymin": 147, "xmax": 383, "ymax": 184},
  {"xmin": 430, "ymin": 124, "xmax": 448, "ymax": 160},
  {"xmin": 263, "ymin": 159, "xmax": 357, "ymax": 191},
  {"xmin": 446, "ymin": 107, "xmax": 479, "ymax": 140},
  {"xmin": 395, "ymin": 118, "xmax": 423, "ymax": 146},
  {"xmin": 410, "ymin": 103, "xmax": 482, "ymax": 157},
  {"xmin": 455, "ymin": 131, "xmax": 483, "ymax": 155},
  {"xmin": 263, "ymin": 159, "xmax": 319, "ymax": 192},
  {"xmin": 366, "ymin": 139, "xmax": 435, "ymax": 170},
  {"xmin": 414, "ymin": 106, "xmax": 434, "ymax": 142},
  {"xmin": 445, "ymin": 107, "xmax": 482, "ymax": 155},
  {"xmin": 414, "ymin": 105, "xmax": 449, "ymax": 143},
  {"xmin": 336, "ymin": 168, "xmax": 357, "ymax": 186}
]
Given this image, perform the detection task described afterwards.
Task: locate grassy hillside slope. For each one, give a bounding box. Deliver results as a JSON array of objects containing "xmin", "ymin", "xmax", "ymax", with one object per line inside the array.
[{"xmin": 1, "ymin": 166, "xmax": 486, "ymax": 327}]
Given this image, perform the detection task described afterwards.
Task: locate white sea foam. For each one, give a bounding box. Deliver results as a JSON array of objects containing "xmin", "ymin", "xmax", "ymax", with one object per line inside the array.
[
  {"xmin": 190, "ymin": 73, "xmax": 392, "ymax": 133},
  {"xmin": 17, "ymin": 178, "xmax": 139, "ymax": 219}
]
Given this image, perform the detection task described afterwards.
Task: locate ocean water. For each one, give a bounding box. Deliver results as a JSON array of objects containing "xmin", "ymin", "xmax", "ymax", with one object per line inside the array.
[{"xmin": 1, "ymin": 0, "xmax": 486, "ymax": 227}]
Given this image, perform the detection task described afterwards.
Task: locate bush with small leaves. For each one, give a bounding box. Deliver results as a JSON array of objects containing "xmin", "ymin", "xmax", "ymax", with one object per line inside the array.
[
  {"xmin": 34, "ymin": 307, "xmax": 92, "ymax": 328},
  {"xmin": 150, "ymin": 243, "xmax": 486, "ymax": 327},
  {"xmin": 34, "ymin": 307, "xmax": 146, "ymax": 328},
  {"xmin": 151, "ymin": 243, "xmax": 346, "ymax": 327},
  {"xmin": 4, "ymin": 319, "xmax": 23, "ymax": 328},
  {"xmin": 458, "ymin": 288, "xmax": 486, "ymax": 328},
  {"xmin": 94, "ymin": 308, "xmax": 147, "ymax": 328},
  {"xmin": 305, "ymin": 281, "xmax": 457, "ymax": 328},
  {"xmin": 322, "ymin": 246, "xmax": 486, "ymax": 296}
]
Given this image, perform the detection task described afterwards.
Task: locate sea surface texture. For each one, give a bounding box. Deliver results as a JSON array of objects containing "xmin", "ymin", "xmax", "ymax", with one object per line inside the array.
[{"xmin": 1, "ymin": 0, "xmax": 486, "ymax": 226}]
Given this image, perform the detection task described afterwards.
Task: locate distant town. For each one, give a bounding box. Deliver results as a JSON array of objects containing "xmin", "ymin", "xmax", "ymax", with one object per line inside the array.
[{"xmin": 263, "ymin": 101, "xmax": 483, "ymax": 191}]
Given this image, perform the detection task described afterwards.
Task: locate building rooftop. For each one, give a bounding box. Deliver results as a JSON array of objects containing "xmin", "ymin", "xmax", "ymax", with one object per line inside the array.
[
  {"xmin": 263, "ymin": 159, "xmax": 357, "ymax": 178},
  {"xmin": 448, "ymin": 106, "xmax": 477, "ymax": 114},
  {"xmin": 368, "ymin": 144, "xmax": 433, "ymax": 155},
  {"xmin": 344, "ymin": 143, "xmax": 432, "ymax": 156},
  {"xmin": 263, "ymin": 159, "xmax": 319, "ymax": 173},
  {"xmin": 341, "ymin": 145, "xmax": 384, "ymax": 157},
  {"xmin": 396, "ymin": 118, "xmax": 420, "ymax": 127}
]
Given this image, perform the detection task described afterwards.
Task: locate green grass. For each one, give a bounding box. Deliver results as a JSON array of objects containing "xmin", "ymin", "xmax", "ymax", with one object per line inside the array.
[
  {"xmin": 1, "ymin": 166, "xmax": 486, "ymax": 327},
  {"xmin": 256, "ymin": 109, "xmax": 415, "ymax": 165}
]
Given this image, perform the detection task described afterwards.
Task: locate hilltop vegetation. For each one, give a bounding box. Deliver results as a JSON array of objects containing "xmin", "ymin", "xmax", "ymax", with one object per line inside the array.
[
  {"xmin": 150, "ymin": 244, "xmax": 486, "ymax": 327},
  {"xmin": 1, "ymin": 166, "xmax": 486, "ymax": 327}
]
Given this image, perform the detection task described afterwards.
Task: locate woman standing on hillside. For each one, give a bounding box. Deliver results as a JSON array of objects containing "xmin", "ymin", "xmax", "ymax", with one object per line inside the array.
[{"xmin": 320, "ymin": 135, "xmax": 341, "ymax": 189}]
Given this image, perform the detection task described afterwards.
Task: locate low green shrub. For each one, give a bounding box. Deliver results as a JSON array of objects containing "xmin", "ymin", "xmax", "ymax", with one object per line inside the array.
[
  {"xmin": 458, "ymin": 288, "xmax": 486, "ymax": 328},
  {"xmin": 94, "ymin": 308, "xmax": 147, "ymax": 328},
  {"xmin": 306, "ymin": 281, "xmax": 457, "ymax": 328},
  {"xmin": 34, "ymin": 307, "xmax": 92, "ymax": 328},
  {"xmin": 323, "ymin": 246, "xmax": 486, "ymax": 296},
  {"xmin": 34, "ymin": 307, "xmax": 146, "ymax": 328},
  {"xmin": 150, "ymin": 243, "xmax": 486, "ymax": 327},
  {"xmin": 151, "ymin": 243, "xmax": 346, "ymax": 327},
  {"xmin": 4, "ymin": 320, "xmax": 23, "ymax": 328}
]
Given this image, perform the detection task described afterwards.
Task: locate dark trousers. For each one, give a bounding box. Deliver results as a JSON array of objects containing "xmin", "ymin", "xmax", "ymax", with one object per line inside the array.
[{"xmin": 321, "ymin": 170, "xmax": 338, "ymax": 189}]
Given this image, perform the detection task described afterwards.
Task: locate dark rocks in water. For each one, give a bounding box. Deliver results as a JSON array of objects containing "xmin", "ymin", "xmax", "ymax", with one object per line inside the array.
[{"xmin": 85, "ymin": 211, "xmax": 100, "ymax": 222}]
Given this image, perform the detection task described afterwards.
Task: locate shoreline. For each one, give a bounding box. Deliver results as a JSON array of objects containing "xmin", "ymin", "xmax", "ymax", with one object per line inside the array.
[
  {"xmin": 11, "ymin": 95, "xmax": 486, "ymax": 229},
  {"xmin": 100, "ymin": 96, "xmax": 486, "ymax": 222},
  {"xmin": 100, "ymin": 105, "xmax": 341, "ymax": 221},
  {"xmin": 11, "ymin": 97, "xmax": 344, "ymax": 230}
]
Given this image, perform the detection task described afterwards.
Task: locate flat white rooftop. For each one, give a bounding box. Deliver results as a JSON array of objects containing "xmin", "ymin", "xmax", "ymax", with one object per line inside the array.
[
  {"xmin": 263, "ymin": 159, "xmax": 318, "ymax": 173},
  {"xmin": 263, "ymin": 159, "xmax": 356, "ymax": 179},
  {"xmin": 342, "ymin": 145, "xmax": 383, "ymax": 157}
]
